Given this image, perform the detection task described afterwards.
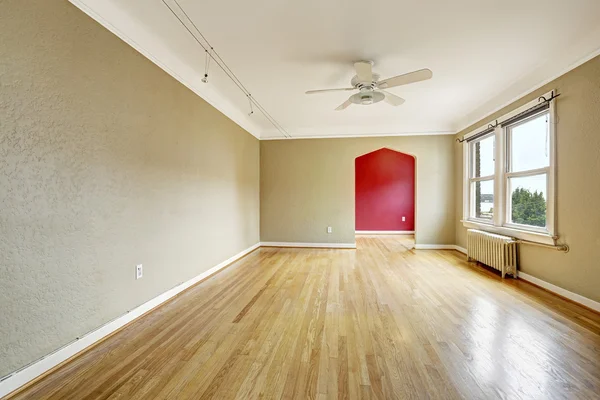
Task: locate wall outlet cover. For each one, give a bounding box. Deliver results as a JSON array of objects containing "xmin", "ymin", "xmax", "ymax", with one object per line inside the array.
[{"xmin": 136, "ymin": 264, "xmax": 143, "ymax": 280}]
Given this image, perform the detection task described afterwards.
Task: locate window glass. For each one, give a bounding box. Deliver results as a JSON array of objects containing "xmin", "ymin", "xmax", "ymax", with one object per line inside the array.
[
  {"xmin": 509, "ymin": 113, "xmax": 549, "ymax": 173},
  {"xmin": 473, "ymin": 179, "xmax": 494, "ymax": 220},
  {"xmin": 509, "ymin": 174, "xmax": 547, "ymax": 228},
  {"xmin": 472, "ymin": 135, "xmax": 495, "ymax": 177}
]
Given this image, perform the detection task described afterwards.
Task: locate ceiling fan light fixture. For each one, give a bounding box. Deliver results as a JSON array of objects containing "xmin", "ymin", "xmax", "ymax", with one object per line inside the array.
[{"xmin": 350, "ymin": 91, "xmax": 385, "ymax": 106}]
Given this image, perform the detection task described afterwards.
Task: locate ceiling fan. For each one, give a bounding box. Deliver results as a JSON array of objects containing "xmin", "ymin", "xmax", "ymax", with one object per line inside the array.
[{"xmin": 305, "ymin": 61, "xmax": 432, "ymax": 110}]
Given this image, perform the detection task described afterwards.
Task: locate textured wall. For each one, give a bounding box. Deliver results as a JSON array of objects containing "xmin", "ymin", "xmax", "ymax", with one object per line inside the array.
[
  {"xmin": 454, "ymin": 55, "xmax": 600, "ymax": 303},
  {"xmin": 0, "ymin": 0, "xmax": 259, "ymax": 377},
  {"xmin": 261, "ymin": 136, "xmax": 455, "ymax": 244},
  {"xmin": 355, "ymin": 148, "xmax": 415, "ymax": 231}
]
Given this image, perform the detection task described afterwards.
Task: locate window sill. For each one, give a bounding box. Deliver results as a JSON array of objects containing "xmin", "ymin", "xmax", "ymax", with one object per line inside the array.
[{"xmin": 461, "ymin": 220, "xmax": 556, "ymax": 245}]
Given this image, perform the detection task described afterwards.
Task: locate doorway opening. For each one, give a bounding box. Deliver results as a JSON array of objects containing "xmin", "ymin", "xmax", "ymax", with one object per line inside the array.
[{"xmin": 355, "ymin": 148, "xmax": 416, "ymax": 247}]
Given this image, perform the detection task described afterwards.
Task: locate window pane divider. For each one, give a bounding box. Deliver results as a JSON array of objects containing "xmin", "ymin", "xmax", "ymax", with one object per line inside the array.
[
  {"xmin": 494, "ymin": 126, "xmax": 504, "ymax": 227},
  {"xmin": 470, "ymin": 175, "xmax": 495, "ymax": 182},
  {"xmin": 505, "ymin": 167, "xmax": 549, "ymax": 179}
]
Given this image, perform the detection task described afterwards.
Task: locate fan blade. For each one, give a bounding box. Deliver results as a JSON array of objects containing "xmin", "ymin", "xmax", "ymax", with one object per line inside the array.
[
  {"xmin": 305, "ymin": 88, "xmax": 355, "ymax": 94},
  {"xmin": 379, "ymin": 90, "xmax": 405, "ymax": 106},
  {"xmin": 354, "ymin": 61, "xmax": 373, "ymax": 83},
  {"xmin": 377, "ymin": 68, "xmax": 432, "ymax": 89},
  {"xmin": 335, "ymin": 98, "xmax": 352, "ymax": 111}
]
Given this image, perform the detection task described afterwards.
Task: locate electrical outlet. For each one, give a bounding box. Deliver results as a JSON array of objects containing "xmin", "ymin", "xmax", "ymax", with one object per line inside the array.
[
  {"xmin": 327, "ymin": 226, "xmax": 332, "ymax": 234},
  {"xmin": 136, "ymin": 264, "xmax": 143, "ymax": 280},
  {"xmin": 402, "ymin": 216, "xmax": 406, "ymax": 222}
]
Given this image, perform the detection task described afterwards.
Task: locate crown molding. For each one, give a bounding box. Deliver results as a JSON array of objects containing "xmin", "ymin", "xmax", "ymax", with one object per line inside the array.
[
  {"xmin": 260, "ymin": 130, "xmax": 455, "ymax": 141},
  {"xmin": 67, "ymin": 1, "xmax": 456, "ymax": 142},
  {"xmin": 455, "ymin": 33, "xmax": 600, "ymax": 133},
  {"xmin": 68, "ymin": 0, "xmax": 263, "ymax": 140},
  {"xmin": 69, "ymin": 1, "xmax": 600, "ymax": 143}
]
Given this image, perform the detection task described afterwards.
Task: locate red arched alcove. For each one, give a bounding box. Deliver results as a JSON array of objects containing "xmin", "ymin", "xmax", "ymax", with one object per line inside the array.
[{"xmin": 355, "ymin": 148, "xmax": 415, "ymax": 231}]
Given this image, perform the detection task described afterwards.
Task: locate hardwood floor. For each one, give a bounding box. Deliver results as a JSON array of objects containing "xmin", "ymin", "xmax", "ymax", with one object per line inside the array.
[{"xmin": 8, "ymin": 236, "xmax": 600, "ymax": 399}]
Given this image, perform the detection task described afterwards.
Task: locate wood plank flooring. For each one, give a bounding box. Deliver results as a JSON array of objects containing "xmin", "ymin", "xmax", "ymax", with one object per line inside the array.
[{"xmin": 8, "ymin": 236, "xmax": 600, "ymax": 399}]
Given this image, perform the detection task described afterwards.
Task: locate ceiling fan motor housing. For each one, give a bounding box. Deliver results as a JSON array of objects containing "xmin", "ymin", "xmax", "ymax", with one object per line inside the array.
[{"xmin": 351, "ymin": 73, "xmax": 380, "ymax": 88}]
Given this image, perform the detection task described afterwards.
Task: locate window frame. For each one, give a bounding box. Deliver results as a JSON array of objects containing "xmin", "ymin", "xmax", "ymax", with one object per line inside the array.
[
  {"xmin": 504, "ymin": 110, "xmax": 553, "ymax": 234},
  {"xmin": 462, "ymin": 91, "xmax": 557, "ymax": 245},
  {"xmin": 467, "ymin": 132, "xmax": 496, "ymax": 224}
]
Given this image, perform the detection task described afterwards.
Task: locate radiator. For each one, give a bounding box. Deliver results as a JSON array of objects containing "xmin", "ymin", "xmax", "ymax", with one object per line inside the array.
[{"xmin": 467, "ymin": 229, "xmax": 517, "ymax": 278}]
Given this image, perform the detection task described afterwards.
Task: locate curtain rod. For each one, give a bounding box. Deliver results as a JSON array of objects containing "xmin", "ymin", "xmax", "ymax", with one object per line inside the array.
[{"xmin": 456, "ymin": 91, "xmax": 561, "ymax": 143}]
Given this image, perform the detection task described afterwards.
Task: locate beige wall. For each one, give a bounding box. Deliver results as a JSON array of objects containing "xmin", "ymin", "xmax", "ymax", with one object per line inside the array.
[
  {"xmin": 454, "ymin": 55, "xmax": 600, "ymax": 303},
  {"xmin": 3, "ymin": 0, "xmax": 598, "ymax": 383},
  {"xmin": 261, "ymin": 136, "xmax": 455, "ymax": 245},
  {"xmin": 0, "ymin": 0, "xmax": 259, "ymax": 377}
]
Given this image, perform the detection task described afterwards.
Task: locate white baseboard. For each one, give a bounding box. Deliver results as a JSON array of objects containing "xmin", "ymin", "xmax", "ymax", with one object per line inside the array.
[
  {"xmin": 0, "ymin": 243, "xmax": 260, "ymax": 399},
  {"xmin": 260, "ymin": 242, "xmax": 356, "ymax": 249},
  {"xmin": 454, "ymin": 245, "xmax": 467, "ymax": 254},
  {"xmin": 413, "ymin": 244, "xmax": 467, "ymax": 254},
  {"xmin": 456, "ymin": 245, "xmax": 599, "ymax": 311},
  {"xmin": 517, "ymin": 272, "xmax": 600, "ymax": 313},
  {"xmin": 355, "ymin": 231, "xmax": 414, "ymax": 235},
  {"xmin": 414, "ymin": 244, "xmax": 455, "ymax": 250}
]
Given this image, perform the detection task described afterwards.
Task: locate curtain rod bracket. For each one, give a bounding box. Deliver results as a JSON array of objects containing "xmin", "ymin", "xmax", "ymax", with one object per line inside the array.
[
  {"xmin": 487, "ymin": 120, "xmax": 499, "ymax": 130},
  {"xmin": 538, "ymin": 91, "xmax": 561, "ymax": 104}
]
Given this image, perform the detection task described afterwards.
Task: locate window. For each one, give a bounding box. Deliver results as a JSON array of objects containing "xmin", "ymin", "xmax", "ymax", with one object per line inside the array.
[
  {"xmin": 462, "ymin": 92, "xmax": 556, "ymax": 245},
  {"xmin": 505, "ymin": 112, "xmax": 550, "ymax": 231},
  {"xmin": 468, "ymin": 133, "xmax": 495, "ymax": 221}
]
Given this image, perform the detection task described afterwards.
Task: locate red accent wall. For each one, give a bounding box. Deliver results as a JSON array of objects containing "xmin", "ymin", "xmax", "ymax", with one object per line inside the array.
[{"xmin": 355, "ymin": 148, "xmax": 415, "ymax": 231}]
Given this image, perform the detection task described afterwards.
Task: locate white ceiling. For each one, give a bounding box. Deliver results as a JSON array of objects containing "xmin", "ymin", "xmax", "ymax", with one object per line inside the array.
[{"xmin": 71, "ymin": 0, "xmax": 600, "ymax": 139}]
